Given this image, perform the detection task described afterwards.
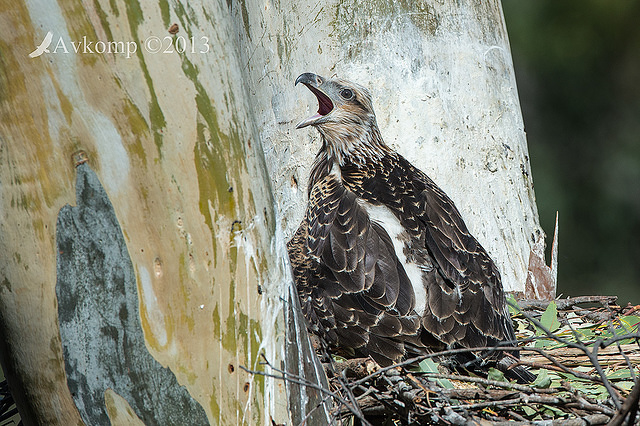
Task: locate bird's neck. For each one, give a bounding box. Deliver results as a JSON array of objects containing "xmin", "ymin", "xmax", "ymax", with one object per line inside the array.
[
  {"xmin": 317, "ymin": 120, "xmax": 390, "ymax": 168},
  {"xmin": 308, "ymin": 123, "xmax": 390, "ymax": 197}
]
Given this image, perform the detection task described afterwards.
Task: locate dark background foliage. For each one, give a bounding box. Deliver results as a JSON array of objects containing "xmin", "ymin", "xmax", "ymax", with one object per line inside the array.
[{"xmin": 502, "ymin": 1, "xmax": 640, "ymax": 304}]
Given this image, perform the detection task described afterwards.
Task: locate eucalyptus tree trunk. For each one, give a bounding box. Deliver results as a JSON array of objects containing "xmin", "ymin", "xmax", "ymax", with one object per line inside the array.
[{"xmin": 0, "ymin": 0, "xmax": 542, "ymax": 424}]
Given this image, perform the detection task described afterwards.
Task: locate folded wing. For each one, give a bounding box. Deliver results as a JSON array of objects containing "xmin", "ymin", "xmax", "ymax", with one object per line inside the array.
[{"xmin": 289, "ymin": 173, "xmax": 421, "ymax": 366}]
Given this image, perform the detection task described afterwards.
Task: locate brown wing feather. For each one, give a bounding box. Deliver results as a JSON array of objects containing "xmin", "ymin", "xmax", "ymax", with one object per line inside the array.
[
  {"xmin": 405, "ymin": 159, "xmax": 515, "ymax": 349},
  {"xmin": 342, "ymin": 154, "xmax": 514, "ymax": 351},
  {"xmin": 289, "ymin": 170, "xmax": 421, "ymax": 364}
]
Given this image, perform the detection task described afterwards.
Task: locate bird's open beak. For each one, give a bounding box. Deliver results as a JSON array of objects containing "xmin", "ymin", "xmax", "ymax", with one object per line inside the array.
[{"xmin": 295, "ymin": 73, "xmax": 334, "ymax": 129}]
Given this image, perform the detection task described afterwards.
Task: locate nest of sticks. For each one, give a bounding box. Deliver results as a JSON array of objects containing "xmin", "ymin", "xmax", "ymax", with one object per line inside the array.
[
  {"xmin": 313, "ymin": 296, "xmax": 640, "ymax": 425},
  {"xmin": 249, "ymin": 296, "xmax": 640, "ymax": 425}
]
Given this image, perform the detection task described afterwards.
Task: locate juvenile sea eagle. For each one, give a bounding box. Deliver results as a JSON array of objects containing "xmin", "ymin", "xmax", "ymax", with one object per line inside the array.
[{"xmin": 288, "ymin": 72, "xmax": 532, "ymax": 382}]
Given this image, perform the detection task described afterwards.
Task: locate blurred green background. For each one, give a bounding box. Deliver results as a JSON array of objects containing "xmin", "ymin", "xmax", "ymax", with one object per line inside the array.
[{"xmin": 502, "ymin": 1, "xmax": 640, "ymax": 305}]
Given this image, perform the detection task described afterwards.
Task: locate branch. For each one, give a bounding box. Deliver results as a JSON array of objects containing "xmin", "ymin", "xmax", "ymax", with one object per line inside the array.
[
  {"xmin": 417, "ymin": 371, "xmax": 535, "ymax": 394},
  {"xmin": 239, "ymin": 355, "xmax": 373, "ymax": 426},
  {"xmin": 517, "ymin": 296, "xmax": 618, "ymax": 311},
  {"xmin": 607, "ymin": 378, "xmax": 640, "ymax": 426}
]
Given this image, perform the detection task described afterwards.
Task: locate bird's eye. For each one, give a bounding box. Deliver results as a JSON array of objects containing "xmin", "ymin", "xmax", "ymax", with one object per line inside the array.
[{"xmin": 340, "ymin": 89, "xmax": 354, "ymax": 100}]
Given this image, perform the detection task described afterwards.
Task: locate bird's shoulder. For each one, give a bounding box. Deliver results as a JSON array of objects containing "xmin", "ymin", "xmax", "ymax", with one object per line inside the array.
[{"xmin": 342, "ymin": 152, "xmax": 504, "ymax": 293}]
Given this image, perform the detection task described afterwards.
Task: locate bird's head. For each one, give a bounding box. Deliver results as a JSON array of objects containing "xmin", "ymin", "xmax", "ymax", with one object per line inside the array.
[{"xmin": 295, "ymin": 72, "xmax": 387, "ymax": 166}]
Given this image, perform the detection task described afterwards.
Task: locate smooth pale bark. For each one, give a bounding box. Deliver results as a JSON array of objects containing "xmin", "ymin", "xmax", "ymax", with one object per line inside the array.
[{"xmin": 0, "ymin": 0, "xmax": 541, "ymax": 424}]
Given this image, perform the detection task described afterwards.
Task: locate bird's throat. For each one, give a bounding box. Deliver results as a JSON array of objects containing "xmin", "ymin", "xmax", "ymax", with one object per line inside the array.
[{"xmin": 318, "ymin": 122, "xmax": 390, "ymax": 168}]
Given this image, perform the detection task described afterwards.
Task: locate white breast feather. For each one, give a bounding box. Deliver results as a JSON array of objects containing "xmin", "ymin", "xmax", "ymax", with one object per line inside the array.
[{"xmin": 360, "ymin": 202, "xmax": 427, "ymax": 316}]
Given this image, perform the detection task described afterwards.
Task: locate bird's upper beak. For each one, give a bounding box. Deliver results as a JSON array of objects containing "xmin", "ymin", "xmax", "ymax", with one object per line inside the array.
[{"xmin": 295, "ymin": 73, "xmax": 334, "ymax": 129}]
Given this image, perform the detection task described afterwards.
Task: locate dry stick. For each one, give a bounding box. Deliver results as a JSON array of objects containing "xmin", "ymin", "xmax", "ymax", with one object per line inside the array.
[
  {"xmin": 615, "ymin": 345, "xmax": 637, "ymax": 382},
  {"xmin": 282, "ymin": 299, "xmax": 635, "ymax": 423},
  {"xmin": 449, "ymin": 392, "xmax": 617, "ymax": 418},
  {"xmin": 517, "ymin": 296, "xmax": 618, "ymax": 311},
  {"xmin": 299, "ymin": 396, "xmax": 332, "ymax": 426},
  {"xmin": 485, "ymin": 415, "xmax": 611, "ymax": 426},
  {"xmin": 299, "ymin": 382, "xmax": 350, "ymax": 426},
  {"xmin": 450, "ymin": 395, "xmax": 563, "ymax": 411},
  {"xmin": 336, "ymin": 371, "xmax": 367, "ymax": 422},
  {"xmin": 349, "ymin": 344, "xmax": 530, "ymax": 389},
  {"xmin": 441, "ymin": 384, "xmax": 616, "ymax": 417},
  {"xmin": 592, "ymin": 340, "xmax": 624, "ymax": 404},
  {"xmin": 557, "ymin": 308, "xmax": 632, "ymax": 395},
  {"xmin": 238, "ymin": 366, "xmax": 356, "ymax": 423},
  {"xmin": 524, "ymin": 343, "xmax": 640, "ymax": 367},
  {"xmin": 340, "ymin": 386, "xmax": 409, "ymax": 421},
  {"xmin": 507, "ymin": 409, "xmax": 528, "ymax": 422},
  {"xmin": 607, "ymin": 378, "xmax": 640, "ymax": 426},
  {"xmin": 509, "ymin": 359, "xmax": 589, "ymax": 379},
  {"xmin": 239, "ymin": 357, "xmax": 373, "ymax": 426},
  {"xmin": 559, "ymin": 380, "xmax": 618, "ymax": 417},
  {"xmin": 603, "ymin": 308, "xmax": 639, "ymax": 383},
  {"xmin": 601, "ymin": 333, "xmax": 640, "ymax": 347},
  {"xmin": 348, "ymin": 386, "xmax": 404, "ymax": 418},
  {"xmin": 264, "ymin": 356, "xmax": 374, "ymax": 426},
  {"xmin": 349, "ymin": 315, "xmax": 635, "ymax": 420},
  {"xmin": 516, "ymin": 346, "xmax": 628, "ymax": 394},
  {"xmin": 354, "ymin": 385, "xmax": 377, "ymax": 401},
  {"xmin": 417, "ymin": 371, "xmax": 534, "ymax": 394},
  {"xmin": 603, "ymin": 325, "xmax": 640, "ymax": 382},
  {"xmin": 347, "ymin": 365, "xmax": 614, "ymax": 422},
  {"xmin": 564, "ymin": 400, "xmax": 616, "ymax": 417},
  {"xmin": 346, "ymin": 300, "xmax": 637, "ymax": 422}
]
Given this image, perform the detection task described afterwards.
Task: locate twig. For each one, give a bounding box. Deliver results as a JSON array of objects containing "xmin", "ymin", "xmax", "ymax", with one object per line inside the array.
[
  {"xmin": 507, "ymin": 409, "xmax": 528, "ymax": 422},
  {"xmin": 349, "ymin": 344, "xmax": 529, "ymax": 388},
  {"xmin": 520, "ymin": 344, "xmax": 640, "ymax": 367},
  {"xmin": 450, "ymin": 394, "xmax": 566, "ymax": 411},
  {"xmin": 517, "ymin": 296, "xmax": 618, "ymax": 311},
  {"xmin": 239, "ymin": 356, "xmax": 372, "ymax": 426},
  {"xmin": 417, "ymin": 371, "xmax": 535, "ymax": 393},
  {"xmin": 607, "ymin": 378, "xmax": 640, "ymax": 426},
  {"xmin": 336, "ymin": 371, "xmax": 367, "ymax": 423},
  {"xmin": 616, "ymin": 345, "xmax": 637, "ymax": 383},
  {"xmin": 513, "ymin": 350, "xmax": 628, "ymax": 395}
]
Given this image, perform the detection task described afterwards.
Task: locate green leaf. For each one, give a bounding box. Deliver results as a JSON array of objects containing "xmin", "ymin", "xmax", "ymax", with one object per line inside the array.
[
  {"xmin": 331, "ymin": 355, "xmax": 347, "ymax": 363},
  {"xmin": 516, "ymin": 319, "xmax": 530, "ymax": 332},
  {"xmin": 532, "ymin": 369, "xmax": 552, "ymax": 388},
  {"xmin": 418, "ymin": 358, "xmax": 454, "ymax": 389},
  {"xmin": 537, "ymin": 301, "xmax": 560, "ymax": 335},
  {"xmin": 487, "ymin": 367, "xmax": 507, "ymax": 382},
  {"xmin": 522, "ymin": 405, "xmax": 537, "ymax": 416},
  {"xmin": 596, "ymin": 387, "xmax": 613, "ymax": 400},
  {"xmin": 617, "ymin": 381, "xmax": 635, "ymax": 391},
  {"xmin": 573, "ymin": 327, "xmax": 595, "ymax": 340},
  {"xmin": 620, "ymin": 315, "xmax": 640, "ymax": 328},
  {"xmin": 534, "ymin": 338, "xmax": 556, "ymax": 348},
  {"xmin": 607, "ymin": 369, "xmax": 634, "ymax": 380},
  {"xmin": 507, "ymin": 295, "xmax": 519, "ymax": 316},
  {"xmin": 618, "ymin": 315, "xmax": 640, "ymax": 333},
  {"xmin": 542, "ymin": 404, "xmax": 566, "ymax": 417}
]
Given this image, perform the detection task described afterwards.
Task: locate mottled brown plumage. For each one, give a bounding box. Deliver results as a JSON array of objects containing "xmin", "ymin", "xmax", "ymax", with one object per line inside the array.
[{"xmin": 288, "ymin": 73, "xmax": 532, "ymax": 382}]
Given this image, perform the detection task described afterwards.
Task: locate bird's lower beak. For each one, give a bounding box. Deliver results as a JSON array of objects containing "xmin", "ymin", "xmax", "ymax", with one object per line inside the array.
[{"xmin": 295, "ymin": 73, "xmax": 334, "ymax": 129}]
